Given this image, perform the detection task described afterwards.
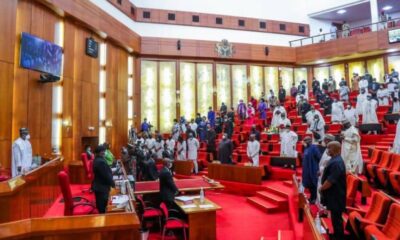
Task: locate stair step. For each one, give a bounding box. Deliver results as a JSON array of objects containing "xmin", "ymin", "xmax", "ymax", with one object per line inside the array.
[
  {"xmin": 247, "ymin": 197, "xmax": 281, "ymax": 213},
  {"xmin": 283, "ymin": 180, "xmax": 293, "ymax": 187},
  {"xmin": 265, "ymin": 186, "xmax": 290, "ymax": 198},
  {"xmin": 256, "ymin": 191, "xmax": 288, "ymax": 206},
  {"xmin": 278, "ymin": 230, "xmax": 294, "ymax": 240}
]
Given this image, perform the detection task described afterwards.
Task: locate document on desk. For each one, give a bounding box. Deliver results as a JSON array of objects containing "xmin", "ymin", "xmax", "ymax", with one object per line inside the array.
[
  {"xmin": 199, "ymin": 204, "xmax": 214, "ymax": 209},
  {"xmin": 181, "ymin": 204, "xmax": 197, "ymax": 209},
  {"xmin": 175, "ymin": 195, "xmax": 200, "ymax": 202},
  {"xmin": 111, "ymin": 195, "xmax": 129, "ymax": 205}
]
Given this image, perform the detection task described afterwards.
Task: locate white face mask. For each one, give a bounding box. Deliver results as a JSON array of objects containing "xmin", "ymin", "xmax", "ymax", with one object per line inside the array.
[{"xmin": 25, "ymin": 134, "xmax": 31, "ymax": 140}]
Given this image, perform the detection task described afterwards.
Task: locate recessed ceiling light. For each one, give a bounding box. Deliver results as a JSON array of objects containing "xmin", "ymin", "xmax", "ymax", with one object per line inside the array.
[
  {"xmin": 337, "ymin": 9, "xmax": 347, "ymax": 14},
  {"xmin": 387, "ymin": 48, "xmax": 398, "ymax": 53},
  {"xmin": 316, "ymin": 60, "xmax": 325, "ymax": 64},
  {"xmin": 382, "ymin": 5, "xmax": 392, "ymax": 11}
]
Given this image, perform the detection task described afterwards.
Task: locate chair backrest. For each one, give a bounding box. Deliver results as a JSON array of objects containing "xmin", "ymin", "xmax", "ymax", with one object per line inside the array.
[
  {"xmin": 365, "ymin": 192, "xmax": 392, "ymax": 224},
  {"xmin": 346, "ymin": 174, "xmax": 360, "ymax": 206},
  {"xmin": 81, "ymin": 153, "xmax": 93, "ymax": 180},
  {"xmin": 382, "ymin": 203, "xmax": 400, "ymax": 239},
  {"xmin": 379, "ymin": 152, "xmax": 393, "ymax": 168},
  {"xmin": 57, "ymin": 170, "xmax": 73, "ymax": 216},
  {"xmin": 389, "ymin": 154, "xmax": 400, "ymax": 171},
  {"xmin": 370, "ymin": 149, "xmax": 382, "ymax": 164},
  {"xmin": 160, "ymin": 202, "xmax": 169, "ymax": 219}
]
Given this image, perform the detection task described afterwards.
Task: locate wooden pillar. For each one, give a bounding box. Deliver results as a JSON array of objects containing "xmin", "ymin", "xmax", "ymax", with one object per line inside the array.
[
  {"xmin": 247, "ymin": 64, "xmax": 251, "ymax": 99},
  {"xmin": 134, "ymin": 58, "xmax": 141, "ymax": 129},
  {"xmin": 212, "ymin": 62, "xmax": 217, "ymax": 110},
  {"xmin": 176, "ymin": 60, "xmax": 180, "ymax": 120}
]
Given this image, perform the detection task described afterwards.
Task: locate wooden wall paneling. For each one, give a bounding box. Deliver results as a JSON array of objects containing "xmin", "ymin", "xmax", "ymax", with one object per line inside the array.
[
  {"xmin": 134, "ymin": 58, "xmax": 141, "ymax": 128},
  {"xmin": 0, "ymin": 0, "xmax": 17, "ymax": 64}
]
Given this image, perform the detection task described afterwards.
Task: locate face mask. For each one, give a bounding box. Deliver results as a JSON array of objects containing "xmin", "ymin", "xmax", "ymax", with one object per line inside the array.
[
  {"xmin": 222, "ymin": 136, "xmax": 227, "ymax": 139},
  {"xmin": 25, "ymin": 134, "xmax": 30, "ymax": 140}
]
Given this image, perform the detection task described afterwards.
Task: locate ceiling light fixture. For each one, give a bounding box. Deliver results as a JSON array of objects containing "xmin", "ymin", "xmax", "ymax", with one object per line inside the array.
[
  {"xmin": 387, "ymin": 48, "xmax": 398, "ymax": 53},
  {"xmin": 382, "ymin": 5, "xmax": 392, "ymax": 11},
  {"xmin": 316, "ymin": 60, "xmax": 325, "ymax": 64},
  {"xmin": 337, "ymin": 9, "xmax": 347, "ymax": 14}
]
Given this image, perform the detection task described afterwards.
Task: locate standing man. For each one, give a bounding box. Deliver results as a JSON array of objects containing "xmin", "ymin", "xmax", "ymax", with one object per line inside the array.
[
  {"xmin": 341, "ymin": 121, "xmax": 363, "ymax": 174},
  {"xmin": 330, "ymin": 22, "xmax": 337, "ymax": 40},
  {"xmin": 206, "ymin": 124, "xmax": 217, "ymax": 160},
  {"xmin": 224, "ymin": 116, "xmax": 234, "ymax": 139},
  {"xmin": 310, "ymin": 114, "xmax": 325, "ymax": 142},
  {"xmin": 247, "ymin": 134, "xmax": 260, "ymax": 166},
  {"xmin": 103, "ymin": 143, "xmax": 115, "ymax": 166},
  {"xmin": 176, "ymin": 136, "xmax": 186, "ymax": 161},
  {"xmin": 237, "ymin": 99, "xmax": 247, "ymax": 121},
  {"xmin": 342, "ymin": 21, "xmax": 350, "ymax": 38},
  {"xmin": 141, "ymin": 118, "xmax": 150, "ymax": 133},
  {"xmin": 317, "ymin": 134, "xmax": 335, "ymax": 204},
  {"xmin": 207, "ymin": 107, "xmax": 216, "ymax": 128},
  {"xmin": 92, "ymin": 145, "xmax": 115, "ymax": 213},
  {"xmin": 187, "ymin": 133, "xmax": 200, "ymax": 174},
  {"xmin": 319, "ymin": 141, "xmax": 347, "ymax": 240},
  {"xmin": 218, "ymin": 133, "xmax": 234, "ymax": 164},
  {"xmin": 331, "ymin": 99, "xmax": 345, "ymax": 123},
  {"xmin": 362, "ymin": 95, "xmax": 379, "ymax": 134},
  {"xmin": 12, "ymin": 128, "xmax": 33, "ymax": 177},
  {"xmin": 278, "ymin": 86, "xmax": 286, "ymax": 104},
  {"xmin": 302, "ymin": 136, "xmax": 322, "ymax": 204},
  {"xmin": 339, "ymin": 82, "xmax": 350, "ymax": 102},
  {"xmin": 280, "ymin": 125, "xmax": 298, "ymax": 158},
  {"xmin": 257, "ymin": 98, "xmax": 268, "ymax": 124},
  {"xmin": 220, "ymin": 102, "xmax": 228, "ymax": 118},
  {"xmin": 344, "ymin": 104, "xmax": 358, "ymax": 126},
  {"xmin": 159, "ymin": 159, "xmax": 179, "ymax": 209},
  {"xmin": 356, "ymin": 88, "xmax": 368, "ymax": 115}
]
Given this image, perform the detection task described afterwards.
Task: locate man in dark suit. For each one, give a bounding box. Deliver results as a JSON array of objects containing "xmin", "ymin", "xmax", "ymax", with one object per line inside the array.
[
  {"xmin": 319, "ymin": 141, "xmax": 346, "ymax": 240},
  {"xmin": 159, "ymin": 159, "xmax": 179, "ymax": 209},
  {"xmin": 92, "ymin": 145, "xmax": 115, "ymax": 213}
]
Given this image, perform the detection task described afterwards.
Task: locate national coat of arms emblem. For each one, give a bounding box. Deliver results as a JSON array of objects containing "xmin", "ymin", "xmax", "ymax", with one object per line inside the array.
[{"xmin": 215, "ymin": 39, "xmax": 235, "ymax": 58}]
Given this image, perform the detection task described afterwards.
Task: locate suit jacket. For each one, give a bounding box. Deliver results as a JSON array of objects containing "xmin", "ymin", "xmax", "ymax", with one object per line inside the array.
[
  {"xmin": 159, "ymin": 167, "xmax": 178, "ymax": 203},
  {"xmin": 92, "ymin": 156, "xmax": 115, "ymax": 193}
]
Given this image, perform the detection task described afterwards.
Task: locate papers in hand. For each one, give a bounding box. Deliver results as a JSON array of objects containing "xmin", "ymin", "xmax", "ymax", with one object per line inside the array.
[{"xmin": 175, "ymin": 195, "xmax": 200, "ymax": 202}]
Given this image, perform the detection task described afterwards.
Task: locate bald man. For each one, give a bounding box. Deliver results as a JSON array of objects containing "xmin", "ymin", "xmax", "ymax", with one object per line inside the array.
[{"xmin": 319, "ymin": 141, "xmax": 346, "ymax": 240}]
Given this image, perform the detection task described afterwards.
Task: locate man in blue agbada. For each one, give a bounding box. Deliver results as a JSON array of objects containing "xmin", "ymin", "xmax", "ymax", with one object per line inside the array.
[
  {"xmin": 302, "ymin": 136, "xmax": 322, "ymax": 204},
  {"xmin": 207, "ymin": 107, "xmax": 216, "ymax": 128}
]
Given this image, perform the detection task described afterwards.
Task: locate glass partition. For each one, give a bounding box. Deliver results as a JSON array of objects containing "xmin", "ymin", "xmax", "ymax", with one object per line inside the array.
[
  {"xmin": 280, "ymin": 67, "xmax": 293, "ymax": 93},
  {"xmin": 367, "ymin": 58, "xmax": 384, "ymax": 82},
  {"xmin": 294, "ymin": 68, "xmax": 307, "ymax": 87},
  {"xmin": 313, "ymin": 66, "xmax": 329, "ymax": 84},
  {"xmin": 197, "ymin": 63, "xmax": 213, "ymax": 116},
  {"xmin": 180, "ymin": 62, "xmax": 196, "ymax": 120},
  {"xmin": 232, "ymin": 65, "xmax": 248, "ymax": 106},
  {"xmin": 264, "ymin": 67, "xmax": 279, "ymax": 95},
  {"xmin": 348, "ymin": 61, "xmax": 365, "ymax": 76},
  {"xmin": 330, "ymin": 64, "xmax": 345, "ymax": 88},
  {"xmin": 159, "ymin": 62, "xmax": 176, "ymax": 133},
  {"xmin": 249, "ymin": 66, "xmax": 263, "ymax": 99},
  {"xmin": 388, "ymin": 56, "xmax": 400, "ymax": 75},
  {"xmin": 216, "ymin": 64, "xmax": 231, "ymax": 108},
  {"xmin": 141, "ymin": 61, "xmax": 158, "ymax": 129}
]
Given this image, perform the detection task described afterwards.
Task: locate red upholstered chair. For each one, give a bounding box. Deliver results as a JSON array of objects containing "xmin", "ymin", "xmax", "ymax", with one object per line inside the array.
[
  {"xmin": 160, "ymin": 202, "xmax": 188, "ymax": 240},
  {"xmin": 389, "ymin": 172, "xmax": 400, "ymax": 195},
  {"xmin": 363, "ymin": 149, "xmax": 382, "ymax": 165},
  {"xmin": 269, "ymin": 143, "xmax": 281, "ymax": 156},
  {"xmin": 198, "ymin": 151, "xmax": 209, "ymax": 168},
  {"xmin": 327, "ymin": 124, "xmax": 342, "ymax": 134},
  {"xmin": 346, "ymin": 174, "xmax": 360, "ymax": 207},
  {"xmin": 376, "ymin": 154, "xmax": 400, "ymax": 188},
  {"xmin": 0, "ymin": 168, "xmax": 10, "ymax": 182},
  {"xmin": 347, "ymin": 192, "xmax": 392, "ymax": 239},
  {"xmin": 136, "ymin": 195, "xmax": 162, "ymax": 230},
  {"xmin": 366, "ymin": 151, "xmax": 392, "ymax": 181},
  {"xmin": 57, "ymin": 171, "xmax": 97, "ymax": 216},
  {"xmin": 364, "ymin": 203, "xmax": 400, "ymax": 240},
  {"xmin": 81, "ymin": 153, "xmax": 94, "ymax": 182}
]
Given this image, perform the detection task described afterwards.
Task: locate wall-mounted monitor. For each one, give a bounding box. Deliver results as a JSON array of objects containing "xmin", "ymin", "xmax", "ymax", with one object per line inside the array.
[
  {"xmin": 388, "ymin": 29, "xmax": 400, "ymax": 44},
  {"xmin": 19, "ymin": 32, "xmax": 63, "ymax": 77},
  {"xmin": 85, "ymin": 37, "xmax": 99, "ymax": 58}
]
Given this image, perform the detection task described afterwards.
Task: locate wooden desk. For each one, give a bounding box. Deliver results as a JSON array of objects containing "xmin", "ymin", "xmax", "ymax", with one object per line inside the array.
[
  {"xmin": 207, "ymin": 163, "xmax": 263, "ymax": 185},
  {"xmin": 175, "ymin": 198, "xmax": 221, "ymax": 240},
  {"xmin": 0, "ymin": 156, "xmax": 63, "ymax": 223},
  {"xmin": 174, "ymin": 160, "xmax": 194, "ymax": 176},
  {"xmin": 134, "ymin": 178, "xmax": 224, "ymax": 194}
]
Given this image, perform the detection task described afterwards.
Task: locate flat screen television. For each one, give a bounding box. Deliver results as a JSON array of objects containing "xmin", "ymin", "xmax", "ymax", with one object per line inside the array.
[
  {"xmin": 388, "ymin": 29, "xmax": 400, "ymax": 44},
  {"xmin": 19, "ymin": 32, "xmax": 63, "ymax": 77}
]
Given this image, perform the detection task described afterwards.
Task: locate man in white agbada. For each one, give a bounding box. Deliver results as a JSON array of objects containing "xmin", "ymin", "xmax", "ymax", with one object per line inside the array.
[
  {"xmin": 339, "ymin": 83, "xmax": 350, "ymax": 101},
  {"xmin": 166, "ymin": 137, "xmax": 175, "ymax": 153},
  {"xmin": 172, "ymin": 120, "xmax": 180, "ymax": 140},
  {"xmin": 280, "ymin": 125, "xmax": 298, "ymax": 158},
  {"xmin": 271, "ymin": 103, "xmax": 287, "ymax": 127},
  {"xmin": 344, "ymin": 104, "xmax": 358, "ymax": 126},
  {"xmin": 277, "ymin": 113, "xmax": 291, "ymax": 127},
  {"xmin": 247, "ymin": 134, "xmax": 260, "ymax": 166},
  {"xmin": 356, "ymin": 88, "xmax": 368, "ymax": 115},
  {"xmin": 189, "ymin": 119, "xmax": 198, "ymax": 135},
  {"xmin": 316, "ymin": 134, "xmax": 336, "ymax": 204},
  {"xmin": 331, "ymin": 99, "xmax": 345, "ymax": 122},
  {"xmin": 12, "ymin": 128, "xmax": 33, "ymax": 177},
  {"xmin": 187, "ymin": 133, "xmax": 200, "ymax": 174},
  {"xmin": 309, "ymin": 114, "xmax": 325, "ymax": 142},
  {"xmin": 392, "ymin": 121, "xmax": 400, "ymax": 154},
  {"xmin": 376, "ymin": 84, "xmax": 390, "ymax": 106},
  {"xmin": 154, "ymin": 135, "xmax": 165, "ymax": 159},
  {"xmin": 393, "ymin": 98, "xmax": 400, "ymax": 113},
  {"xmin": 176, "ymin": 136, "xmax": 187, "ymax": 161},
  {"xmin": 341, "ymin": 121, "xmax": 363, "ymax": 174},
  {"xmin": 362, "ymin": 95, "xmax": 378, "ymax": 124},
  {"xmin": 358, "ymin": 78, "xmax": 368, "ymax": 91},
  {"xmin": 145, "ymin": 134, "xmax": 156, "ymax": 153},
  {"xmin": 305, "ymin": 106, "xmax": 323, "ymax": 126}
]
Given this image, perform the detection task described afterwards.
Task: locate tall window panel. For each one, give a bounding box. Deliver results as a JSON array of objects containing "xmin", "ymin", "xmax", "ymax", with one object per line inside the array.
[
  {"xmin": 367, "ymin": 58, "xmax": 384, "ymax": 82},
  {"xmin": 197, "ymin": 63, "xmax": 213, "ymax": 116},
  {"xmin": 330, "ymin": 64, "xmax": 345, "ymax": 88},
  {"xmin": 216, "ymin": 64, "xmax": 231, "ymax": 108},
  {"xmin": 99, "ymin": 43, "xmax": 107, "ymax": 144},
  {"xmin": 388, "ymin": 56, "xmax": 400, "ymax": 74},
  {"xmin": 180, "ymin": 62, "xmax": 196, "ymax": 120},
  {"xmin": 127, "ymin": 56, "xmax": 134, "ymax": 132},
  {"xmin": 232, "ymin": 65, "xmax": 248, "ymax": 107},
  {"xmin": 313, "ymin": 66, "xmax": 329, "ymax": 84},
  {"xmin": 250, "ymin": 66, "xmax": 263, "ymax": 99},
  {"xmin": 264, "ymin": 67, "xmax": 278, "ymax": 95},
  {"xmin": 280, "ymin": 67, "xmax": 293, "ymax": 93},
  {"xmin": 294, "ymin": 68, "xmax": 307, "ymax": 87},
  {"xmin": 160, "ymin": 62, "xmax": 176, "ymax": 133},
  {"xmin": 141, "ymin": 61, "xmax": 158, "ymax": 130},
  {"xmin": 51, "ymin": 21, "xmax": 64, "ymax": 153}
]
